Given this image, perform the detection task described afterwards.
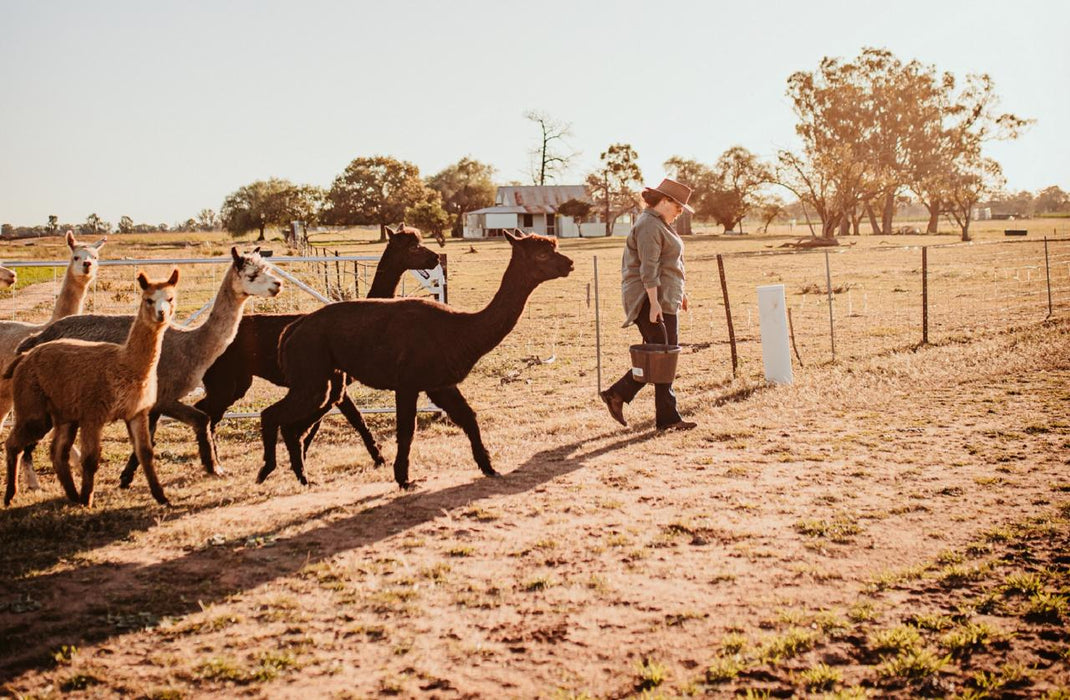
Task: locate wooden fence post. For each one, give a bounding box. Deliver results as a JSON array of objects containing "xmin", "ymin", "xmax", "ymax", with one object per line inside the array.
[
  {"xmin": 922, "ymin": 246, "xmax": 929, "ymax": 345},
  {"xmin": 825, "ymin": 250, "xmax": 835, "ymax": 362},
  {"xmin": 594, "ymin": 255, "xmax": 602, "ymax": 392},
  {"xmin": 717, "ymin": 254, "xmax": 738, "ymax": 377},
  {"xmin": 1044, "ymin": 237, "xmax": 1053, "ymax": 318}
]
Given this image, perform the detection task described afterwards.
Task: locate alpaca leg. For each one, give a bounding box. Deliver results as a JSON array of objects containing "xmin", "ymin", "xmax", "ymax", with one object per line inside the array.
[
  {"xmin": 297, "ymin": 373, "xmax": 346, "ymax": 460},
  {"xmin": 5, "ymin": 417, "xmax": 54, "ymax": 506},
  {"xmin": 20, "ymin": 443, "xmax": 40, "ymax": 491},
  {"xmin": 280, "ymin": 407, "xmax": 331, "ymax": 486},
  {"xmin": 195, "ymin": 373, "xmax": 253, "ymax": 453},
  {"xmin": 119, "ymin": 411, "xmax": 160, "ymax": 488},
  {"xmin": 336, "ymin": 391, "xmax": 385, "ymax": 466},
  {"xmin": 157, "ymin": 401, "xmax": 220, "ymax": 476},
  {"xmin": 259, "ymin": 381, "xmax": 332, "ymax": 484},
  {"xmin": 392, "ymin": 389, "xmax": 419, "ymax": 489},
  {"xmin": 425, "ymin": 386, "xmax": 498, "ymax": 478},
  {"xmin": 77, "ymin": 423, "xmax": 104, "ymax": 507},
  {"xmin": 49, "ymin": 422, "xmax": 81, "ymax": 503},
  {"xmin": 4, "ymin": 439, "xmax": 22, "ymax": 507},
  {"xmin": 127, "ymin": 413, "xmax": 168, "ymax": 505}
]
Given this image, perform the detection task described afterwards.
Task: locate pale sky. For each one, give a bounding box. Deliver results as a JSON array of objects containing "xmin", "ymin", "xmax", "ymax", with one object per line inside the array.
[{"xmin": 1, "ymin": 0, "xmax": 1067, "ymax": 227}]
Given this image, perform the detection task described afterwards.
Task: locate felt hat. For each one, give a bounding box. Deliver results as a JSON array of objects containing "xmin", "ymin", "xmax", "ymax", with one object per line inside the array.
[{"xmin": 643, "ymin": 178, "xmax": 695, "ymax": 214}]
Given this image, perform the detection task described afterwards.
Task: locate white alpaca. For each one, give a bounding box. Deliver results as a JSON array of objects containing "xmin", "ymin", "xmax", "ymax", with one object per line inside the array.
[{"xmin": 0, "ymin": 233, "xmax": 106, "ymax": 492}]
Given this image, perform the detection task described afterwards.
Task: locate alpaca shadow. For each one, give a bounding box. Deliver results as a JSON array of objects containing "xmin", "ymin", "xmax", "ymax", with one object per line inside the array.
[{"xmin": 0, "ymin": 429, "xmax": 660, "ymax": 682}]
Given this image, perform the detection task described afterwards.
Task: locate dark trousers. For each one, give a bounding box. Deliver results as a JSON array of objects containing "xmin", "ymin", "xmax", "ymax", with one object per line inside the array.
[{"xmin": 608, "ymin": 298, "xmax": 682, "ymax": 428}]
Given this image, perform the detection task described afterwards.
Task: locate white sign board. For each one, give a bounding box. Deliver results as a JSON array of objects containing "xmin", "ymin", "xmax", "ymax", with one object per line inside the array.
[{"xmin": 757, "ymin": 284, "xmax": 793, "ymax": 385}]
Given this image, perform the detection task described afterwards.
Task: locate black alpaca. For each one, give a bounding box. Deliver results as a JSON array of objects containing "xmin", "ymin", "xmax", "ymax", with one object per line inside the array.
[
  {"xmin": 259, "ymin": 231, "xmax": 573, "ymax": 488},
  {"xmin": 192, "ymin": 225, "xmax": 441, "ymax": 470}
]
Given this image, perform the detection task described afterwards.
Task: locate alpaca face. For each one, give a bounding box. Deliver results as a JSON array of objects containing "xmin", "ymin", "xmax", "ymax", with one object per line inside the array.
[
  {"xmin": 385, "ymin": 225, "xmax": 441, "ymax": 271},
  {"xmin": 231, "ymin": 248, "xmax": 284, "ymax": 299},
  {"xmin": 0, "ymin": 265, "xmax": 15, "ymax": 288},
  {"xmin": 137, "ymin": 269, "xmax": 179, "ymax": 324},
  {"xmin": 506, "ymin": 231, "xmax": 573, "ymax": 281},
  {"xmin": 66, "ymin": 231, "xmax": 106, "ymax": 279}
]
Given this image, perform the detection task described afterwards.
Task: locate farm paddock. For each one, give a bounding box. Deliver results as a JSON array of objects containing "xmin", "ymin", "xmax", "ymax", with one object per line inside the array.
[{"xmin": 1, "ymin": 225, "xmax": 1068, "ymax": 698}]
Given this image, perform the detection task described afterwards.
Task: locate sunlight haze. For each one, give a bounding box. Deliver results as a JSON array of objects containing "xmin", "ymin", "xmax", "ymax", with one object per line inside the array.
[{"xmin": 1, "ymin": 0, "xmax": 1066, "ymax": 227}]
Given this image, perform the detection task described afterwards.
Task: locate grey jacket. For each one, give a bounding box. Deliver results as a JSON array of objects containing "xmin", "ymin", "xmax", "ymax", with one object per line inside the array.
[{"xmin": 620, "ymin": 208, "xmax": 686, "ymax": 326}]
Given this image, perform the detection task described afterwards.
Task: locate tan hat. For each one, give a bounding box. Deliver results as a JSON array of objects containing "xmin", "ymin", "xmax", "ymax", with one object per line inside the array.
[{"xmin": 643, "ymin": 178, "xmax": 694, "ymax": 214}]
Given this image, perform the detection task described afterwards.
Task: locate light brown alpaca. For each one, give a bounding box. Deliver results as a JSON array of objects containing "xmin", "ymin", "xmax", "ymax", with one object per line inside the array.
[
  {"xmin": 4, "ymin": 270, "xmax": 179, "ymax": 507},
  {"xmin": 0, "ymin": 265, "xmax": 15, "ymax": 288},
  {"xmin": 0, "ymin": 232, "xmax": 105, "ymax": 490},
  {"xmin": 15, "ymin": 248, "xmax": 283, "ymax": 489}
]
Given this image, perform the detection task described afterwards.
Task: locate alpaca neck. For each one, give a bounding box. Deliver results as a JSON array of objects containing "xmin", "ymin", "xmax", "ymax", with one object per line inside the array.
[
  {"xmin": 367, "ymin": 253, "xmax": 407, "ymax": 299},
  {"xmin": 187, "ymin": 271, "xmax": 248, "ymax": 362},
  {"xmin": 50, "ymin": 269, "xmax": 92, "ymax": 322},
  {"xmin": 465, "ymin": 258, "xmax": 541, "ymax": 358},
  {"xmin": 120, "ymin": 312, "xmax": 167, "ymax": 381}
]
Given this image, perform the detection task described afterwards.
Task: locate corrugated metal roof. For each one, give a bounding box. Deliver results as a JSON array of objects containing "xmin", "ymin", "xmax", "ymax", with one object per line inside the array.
[{"xmin": 495, "ymin": 185, "xmax": 589, "ymax": 208}]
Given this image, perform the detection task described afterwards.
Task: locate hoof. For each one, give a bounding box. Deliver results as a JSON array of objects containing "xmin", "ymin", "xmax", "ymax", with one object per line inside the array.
[
  {"xmin": 256, "ymin": 466, "xmax": 272, "ymax": 484},
  {"xmin": 208, "ymin": 467, "xmax": 227, "ymax": 478},
  {"xmin": 154, "ymin": 496, "xmax": 171, "ymax": 506},
  {"xmin": 397, "ymin": 480, "xmax": 420, "ymax": 491},
  {"xmin": 480, "ymin": 466, "xmax": 501, "ymax": 478},
  {"xmin": 373, "ymin": 456, "xmax": 386, "ymax": 467}
]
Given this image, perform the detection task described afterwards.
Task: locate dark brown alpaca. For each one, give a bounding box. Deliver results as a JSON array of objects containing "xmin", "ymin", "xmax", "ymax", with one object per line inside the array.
[
  {"xmin": 194, "ymin": 225, "xmax": 441, "ymax": 465},
  {"xmin": 258, "ymin": 231, "xmax": 573, "ymax": 488}
]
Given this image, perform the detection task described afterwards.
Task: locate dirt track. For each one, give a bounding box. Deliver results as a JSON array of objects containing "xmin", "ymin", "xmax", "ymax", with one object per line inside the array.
[{"xmin": 1, "ymin": 313, "xmax": 1067, "ymax": 697}]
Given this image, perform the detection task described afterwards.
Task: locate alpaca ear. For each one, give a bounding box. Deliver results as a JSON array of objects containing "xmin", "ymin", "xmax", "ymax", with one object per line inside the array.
[
  {"xmin": 91, "ymin": 237, "xmax": 107, "ymax": 249},
  {"xmin": 503, "ymin": 229, "xmax": 519, "ymax": 244},
  {"xmin": 385, "ymin": 226, "xmax": 396, "ymax": 239},
  {"xmin": 136, "ymin": 271, "xmax": 149, "ymax": 290},
  {"xmin": 167, "ymin": 268, "xmax": 180, "ymax": 286},
  {"xmin": 252, "ymin": 246, "xmax": 261, "ymax": 256},
  {"xmin": 66, "ymin": 231, "xmax": 76, "ymax": 250},
  {"xmin": 231, "ymin": 247, "xmax": 242, "ymax": 267}
]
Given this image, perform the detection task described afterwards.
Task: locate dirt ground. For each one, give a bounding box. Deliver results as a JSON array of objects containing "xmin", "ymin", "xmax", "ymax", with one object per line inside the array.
[{"xmin": 1, "ymin": 227, "xmax": 1068, "ymax": 698}]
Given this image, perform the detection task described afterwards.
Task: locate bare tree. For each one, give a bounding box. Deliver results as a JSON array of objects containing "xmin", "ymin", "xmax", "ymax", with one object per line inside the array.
[{"xmin": 525, "ymin": 110, "xmax": 577, "ymax": 186}]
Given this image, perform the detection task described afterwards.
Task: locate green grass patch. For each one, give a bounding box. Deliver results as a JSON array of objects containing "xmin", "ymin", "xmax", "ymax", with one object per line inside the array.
[{"xmin": 797, "ymin": 663, "xmax": 842, "ymax": 692}]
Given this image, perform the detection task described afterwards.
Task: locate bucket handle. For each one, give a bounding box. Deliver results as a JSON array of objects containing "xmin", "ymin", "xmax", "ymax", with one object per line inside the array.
[{"xmin": 656, "ymin": 320, "xmax": 669, "ymax": 346}]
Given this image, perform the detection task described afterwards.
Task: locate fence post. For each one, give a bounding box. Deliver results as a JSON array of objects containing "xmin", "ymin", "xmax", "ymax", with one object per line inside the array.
[
  {"xmin": 922, "ymin": 246, "xmax": 929, "ymax": 345},
  {"xmin": 825, "ymin": 250, "xmax": 835, "ymax": 362},
  {"xmin": 334, "ymin": 250, "xmax": 341, "ymax": 295},
  {"xmin": 353, "ymin": 260, "xmax": 359, "ymax": 298},
  {"xmin": 440, "ymin": 254, "xmax": 448, "ymax": 304},
  {"xmin": 1044, "ymin": 236, "xmax": 1053, "ymax": 318},
  {"xmin": 716, "ymin": 254, "xmax": 738, "ymax": 377},
  {"xmin": 594, "ymin": 255, "xmax": 602, "ymax": 392}
]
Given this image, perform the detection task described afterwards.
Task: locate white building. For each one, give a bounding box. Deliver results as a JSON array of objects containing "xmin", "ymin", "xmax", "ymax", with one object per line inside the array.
[{"xmin": 464, "ymin": 185, "xmax": 634, "ymax": 239}]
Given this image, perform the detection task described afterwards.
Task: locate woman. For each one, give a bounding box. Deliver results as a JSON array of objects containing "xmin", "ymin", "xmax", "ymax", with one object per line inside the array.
[{"xmin": 599, "ymin": 178, "xmax": 697, "ymax": 432}]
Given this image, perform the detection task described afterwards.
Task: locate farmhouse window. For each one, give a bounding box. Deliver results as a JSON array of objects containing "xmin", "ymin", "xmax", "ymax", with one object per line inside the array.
[{"xmin": 522, "ymin": 213, "xmax": 534, "ymax": 228}]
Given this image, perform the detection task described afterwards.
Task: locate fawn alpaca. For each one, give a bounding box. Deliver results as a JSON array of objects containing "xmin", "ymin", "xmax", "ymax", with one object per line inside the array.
[
  {"xmin": 0, "ymin": 232, "xmax": 106, "ymax": 489},
  {"xmin": 194, "ymin": 225, "xmax": 440, "ymax": 467},
  {"xmin": 259, "ymin": 231, "xmax": 573, "ymax": 488},
  {"xmin": 16, "ymin": 249, "xmax": 282, "ymax": 489},
  {"xmin": 0, "ymin": 265, "xmax": 16, "ymax": 288},
  {"xmin": 4, "ymin": 270, "xmax": 179, "ymax": 507}
]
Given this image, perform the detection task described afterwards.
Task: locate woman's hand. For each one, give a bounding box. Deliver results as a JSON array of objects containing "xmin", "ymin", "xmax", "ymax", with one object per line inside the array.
[
  {"xmin": 681, "ymin": 294, "xmax": 689, "ymax": 312},
  {"xmin": 649, "ymin": 299, "xmax": 663, "ymax": 323}
]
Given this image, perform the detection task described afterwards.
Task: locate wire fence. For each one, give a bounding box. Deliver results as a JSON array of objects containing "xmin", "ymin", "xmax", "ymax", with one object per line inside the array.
[{"xmin": 1, "ymin": 237, "xmax": 1065, "ymax": 422}]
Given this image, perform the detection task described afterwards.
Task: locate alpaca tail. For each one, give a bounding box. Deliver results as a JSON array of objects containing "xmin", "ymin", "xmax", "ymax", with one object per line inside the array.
[
  {"xmin": 277, "ymin": 315, "xmax": 312, "ymax": 381},
  {"xmin": 2, "ymin": 353, "xmax": 25, "ymax": 380},
  {"xmin": 15, "ymin": 331, "xmax": 44, "ymax": 355}
]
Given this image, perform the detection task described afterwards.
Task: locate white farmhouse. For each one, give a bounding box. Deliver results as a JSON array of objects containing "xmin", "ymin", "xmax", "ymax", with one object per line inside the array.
[{"xmin": 463, "ymin": 185, "xmax": 634, "ymax": 239}]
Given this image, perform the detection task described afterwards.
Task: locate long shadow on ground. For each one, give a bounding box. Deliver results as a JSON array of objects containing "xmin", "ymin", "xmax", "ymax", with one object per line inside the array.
[{"xmin": 0, "ymin": 429, "xmax": 658, "ymax": 683}]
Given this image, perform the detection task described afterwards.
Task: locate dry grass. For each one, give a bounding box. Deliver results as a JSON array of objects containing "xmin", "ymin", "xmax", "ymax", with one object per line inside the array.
[{"xmin": 1, "ymin": 224, "xmax": 1068, "ymax": 697}]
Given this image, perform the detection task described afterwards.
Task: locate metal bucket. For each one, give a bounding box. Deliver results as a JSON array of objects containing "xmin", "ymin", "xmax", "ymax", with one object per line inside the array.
[{"xmin": 629, "ymin": 343, "xmax": 681, "ymax": 384}]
